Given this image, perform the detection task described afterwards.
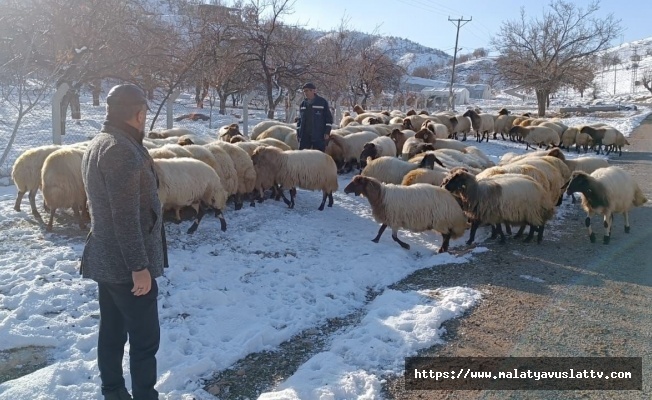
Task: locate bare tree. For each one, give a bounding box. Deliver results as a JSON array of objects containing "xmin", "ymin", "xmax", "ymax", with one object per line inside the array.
[
  {"xmin": 239, "ymin": 0, "xmax": 298, "ymax": 119},
  {"xmin": 472, "ymin": 47, "xmax": 487, "ymax": 58},
  {"xmin": 412, "ymin": 66, "xmax": 432, "ymax": 79},
  {"xmin": 466, "ymin": 72, "xmax": 481, "ymax": 84},
  {"xmin": 641, "ymin": 69, "xmax": 652, "ymax": 95},
  {"xmin": 492, "ymin": 0, "xmax": 621, "ymax": 116},
  {"xmin": 0, "ymin": 1, "xmax": 59, "ymax": 166}
]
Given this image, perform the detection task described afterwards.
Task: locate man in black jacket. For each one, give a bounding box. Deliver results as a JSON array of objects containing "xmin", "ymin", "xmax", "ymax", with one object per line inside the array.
[
  {"xmin": 296, "ymin": 82, "xmax": 333, "ymax": 152},
  {"xmin": 81, "ymin": 84, "xmax": 167, "ymax": 400}
]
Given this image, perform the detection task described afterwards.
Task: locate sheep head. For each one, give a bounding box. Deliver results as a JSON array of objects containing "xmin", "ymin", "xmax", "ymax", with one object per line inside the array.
[
  {"xmin": 498, "ymin": 108, "xmax": 510, "ymax": 115},
  {"xmin": 449, "ymin": 116, "xmax": 459, "ymax": 129},
  {"xmin": 359, "ymin": 143, "xmax": 378, "ymax": 169},
  {"xmin": 177, "ymin": 137, "xmax": 194, "ymax": 146},
  {"xmin": 566, "ymin": 171, "xmax": 610, "ymax": 208},
  {"xmin": 546, "ymin": 148, "xmax": 565, "ymax": 160},
  {"xmin": 441, "ymin": 169, "xmax": 474, "ymax": 195},
  {"xmin": 381, "ymin": 110, "xmax": 390, "ymax": 116},
  {"xmin": 251, "ymin": 146, "xmax": 282, "ymax": 168},
  {"xmin": 148, "ymin": 131, "xmax": 163, "ymax": 139},
  {"xmin": 353, "ymin": 104, "xmax": 365, "ymax": 114},
  {"xmin": 406, "ymin": 109, "xmax": 417, "ymax": 116},
  {"xmin": 402, "ymin": 118, "xmax": 413, "ymax": 130},
  {"xmin": 229, "ymin": 135, "xmax": 246, "ymax": 143},
  {"xmin": 414, "ymin": 128, "xmax": 432, "ymax": 142},
  {"xmin": 418, "ymin": 110, "xmax": 430, "ymax": 115},
  {"xmin": 344, "ymin": 174, "xmax": 379, "ymax": 198},
  {"xmin": 343, "ymin": 111, "xmax": 351, "ymax": 117},
  {"xmin": 413, "ymin": 143, "xmax": 436, "ymax": 160}
]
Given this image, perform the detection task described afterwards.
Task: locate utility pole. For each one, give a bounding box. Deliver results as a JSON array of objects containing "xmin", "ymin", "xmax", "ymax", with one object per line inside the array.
[{"xmin": 448, "ymin": 16, "xmax": 472, "ymax": 112}]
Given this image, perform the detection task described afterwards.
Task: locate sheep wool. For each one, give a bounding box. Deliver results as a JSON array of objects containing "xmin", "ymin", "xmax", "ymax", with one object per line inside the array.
[
  {"xmin": 41, "ymin": 147, "xmax": 87, "ymax": 231},
  {"xmin": 343, "ymin": 175, "xmax": 467, "ymax": 253},
  {"xmin": 566, "ymin": 166, "xmax": 647, "ymax": 244},
  {"xmin": 12, "ymin": 144, "xmax": 61, "ymax": 217}
]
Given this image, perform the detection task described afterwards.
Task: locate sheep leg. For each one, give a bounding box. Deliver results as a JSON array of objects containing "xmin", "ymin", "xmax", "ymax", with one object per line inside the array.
[
  {"xmin": 490, "ymin": 225, "xmax": 498, "ymax": 240},
  {"xmin": 174, "ymin": 207, "xmax": 181, "ymax": 222},
  {"xmin": 73, "ymin": 205, "xmax": 86, "ymax": 230},
  {"xmin": 466, "ymin": 220, "xmax": 481, "ymax": 245},
  {"xmin": 318, "ymin": 190, "xmax": 327, "ymax": 211},
  {"xmin": 523, "ymin": 225, "xmax": 537, "ymax": 243},
  {"xmin": 215, "ymin": 209, "xmax": 227, "ymax": 232},
  {"xmin": 14, "ymin": 190, "xmax": 25, "ymax": 212},
  {"xmin": 328, "ymin": 191, "xmax": 334, "ymax": 208},
  {"xmin": 624, "ymin": 212, "xmax": 630, "ymax": 233},
  {"xmin": 187, "ymin": 203, "xmax": 206, "ymax": 234},
  {"xmin": 603, "ymin": 212, "xmax": 613, "ymax": 244},
  {"xmin": 505, "ymin": 223, "xmax": 512, "ymax": 235},
  {"xmin": 391, "ymin": 227, "xmax": 410, "ymax": 250},
  {"xmin": 279, "ymin": 188, "xmax": 292, "ymax": 207},
  {"xmin": 43, "ymin": 200, "xmax": 50, "ymax": 213},
  {"xmin": 289, "ymin": 188, "xmax": 296, "ymax": 209},
  {"xmin": 372, "ymin": 224, "xmax": 388, "ymax": 243},
  {"xmin": 462, "ymin": 133, "xmax": 467, "ymax": 141},
  {"xmin": 234, "ymin": 193, "xmax": 243, "ymax": 210},
  {"xmin": 514, "ymin": 224, "xmax": 526, "ymax": 238},
  {"xmin": 585, "ymin": 212, "xmax": 596, "ymax": 243},
  {"xmin": 495, "ymin": 224, "xmax": 506, "ymax": 244},
  {"xmin": 249, "ymin": 189, "xmax": 258, "ymax": 207},
  {"xmin": 537, "ymin": 224, "xmax": 545, "ymax": 243},
  {"xmin": 439, "ymin": 233, "xmax": 452, "ymax": 253},
  {"xmin": 47, "ymin": 208, "xmax": 55, "ymax": 232}
]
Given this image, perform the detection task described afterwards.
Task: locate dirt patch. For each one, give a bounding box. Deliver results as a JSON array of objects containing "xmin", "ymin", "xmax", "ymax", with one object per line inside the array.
[{"xmin": 0, "ymin": 346, "xmax": 54, "ymax": 385}]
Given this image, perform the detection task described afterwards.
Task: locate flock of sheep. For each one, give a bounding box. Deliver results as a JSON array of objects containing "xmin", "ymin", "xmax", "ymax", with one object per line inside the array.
[{"xmin": 9, "ymin": 104, "xmax": 647, "ymax": 253}]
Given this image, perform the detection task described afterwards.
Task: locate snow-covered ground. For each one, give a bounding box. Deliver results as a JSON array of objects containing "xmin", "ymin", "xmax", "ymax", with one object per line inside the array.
[{"xmin": 0, "ymin": 89, "xmax": 650, "ymax": 400}]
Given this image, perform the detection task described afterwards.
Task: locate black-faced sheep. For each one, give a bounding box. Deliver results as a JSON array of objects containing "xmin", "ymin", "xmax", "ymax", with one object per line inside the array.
[
  {"xmin": 580, "ymin": 125, "xmax": 621, "ymax": 155},
  {"xmin": 326, "ymin": 131, "xmax": 378, "ymax": 173},
  {"xmin": 449, "ymin": 115, "xmax": 472, "ymax": 141},
  {"xmin": 566, "ymin": 166, "xmax": 647, "ymax": 244},
  {"xmin": 343, "ymin": 175, "xmax": 468, "ymax": 253},
  {"xmin": 250, "ymin": 146, "xmax": 338, "ymax": 210},
  {"xmin": 441, "ymin": 170, "xmax": 555, "ymax": 244},
  {"xmin": 462, "ymin": 109, "xmax": 494, "ymax": 143},
  {"xmin": 509, "ymin": 126, "xmax": 560, "ymax": 150},
  {"xmin": 359, "ymin": 136, "xmax": 398, "ymax": 169},
  {"xmin": 218, "ymin": 123, "xmax": 245, "ymax": 142},
  {"xmin": 12, "ymin": 145, "xmax": 61, "ymax": 218}
]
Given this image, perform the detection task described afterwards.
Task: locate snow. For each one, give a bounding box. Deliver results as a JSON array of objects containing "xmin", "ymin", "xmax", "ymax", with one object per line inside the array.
[{"xmin": 0, "ymin": 71, "xmax": 650, "ymax": 399}]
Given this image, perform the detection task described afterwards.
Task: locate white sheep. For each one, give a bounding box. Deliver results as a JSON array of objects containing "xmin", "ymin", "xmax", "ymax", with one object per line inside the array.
[
  {"xmin": 361, "ymin": 154, "xmax": 441, "ymax": 185},
  {"xmin": 359, "ymin": 136, "xmax": 398, "ymax": 169},
  {"xmin": 422, "ymin": 120, "xmax": 449, "ymax": 139},
  {"xmin": 401, "ymin": 136, "xmax": 426, "ymax": 161},
  {"xmin": 250, "ymin": 146, "xmax": 338, "ymax": 210},
  {"xmin": 442, "ymin": 169, "xmax": 555, "ymax": 244},
  {"xmin": 256, "ymin": 125, "xmax": 299, "ymax": 149},
  {"xmin": 250, "ymin": 120, "xmax": 297, "ymax": 140},
  {"xmin": 254, "ymin": 137, "xmax": 292, "ymax": 151},
  {"xmin": 148, "ymin": 127, "xmax": 195, "ymax": 139},
  {"xmin": 233, "ymin": 141, "xmax": 264, "ymax": 156},
  {"xmin": 509, "ymin": 125, "xmax": 560, "ymax": 150},
  {"xmin": 11, "ymin": 145, "xmax": 61, "ymax": 218},
  {"xmin": 343, "ymin": 175, "xmax": 468, "ymax": 253},
  {"xmin": 462, "ymin": 109, "xmax": 494, "ymax": 143},
  {"xmin": 450, "ymin": 115, "xmax": 472, "ymax": 141},
  {"xmin": 401, "ymin": 166, "xmax": 449, "ymax": 187},
  {"xmin": 153, "ymin": 158, "xmax": 228, "ymax": 233},
  {"xmin": 206, "ymin": 141, "xmax": 257, "ymax": 210},
  {"xmin": 41, "ymin": 147, "xmax": 87, "ymax": 231},
  {"xmin": 326, "ymin": 131, "xmax": 378, "ymax": 172},
  {"xmin": 566, "ymin": 166, "xmax": 647, "ymax": 244}
]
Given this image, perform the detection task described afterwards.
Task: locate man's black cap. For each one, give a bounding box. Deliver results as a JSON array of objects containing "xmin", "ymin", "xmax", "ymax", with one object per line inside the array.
[
  {"xmin": 106, "ymin": 84, "xmax": 150, "ymax": 110},
  {"xmin": 302, "ymin": 82, "xmax": 316, "ymax": 90}
]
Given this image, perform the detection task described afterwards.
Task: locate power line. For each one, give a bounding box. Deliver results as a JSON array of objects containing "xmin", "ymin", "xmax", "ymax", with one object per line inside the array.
[{"xmin": 448, "ymin": 16, "xmax": 472, "ymax": 111}]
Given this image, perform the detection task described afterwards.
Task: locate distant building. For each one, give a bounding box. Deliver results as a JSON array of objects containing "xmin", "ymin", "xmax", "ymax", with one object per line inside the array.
[
  {"xmin": 421, "ymin": 87, "xmax": 470, "ymax": 107},
  {"xmin": 401, "ymin": 75, "xmax": 491, "ymax": 100}
]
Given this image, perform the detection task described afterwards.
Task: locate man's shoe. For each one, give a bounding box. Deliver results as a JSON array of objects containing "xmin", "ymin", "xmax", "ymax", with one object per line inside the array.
[{"xmin": 104, "ymin": 387, "xmax": 133, "ymax": 400}]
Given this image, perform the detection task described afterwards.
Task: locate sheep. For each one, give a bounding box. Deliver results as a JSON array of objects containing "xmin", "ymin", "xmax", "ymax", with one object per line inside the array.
[
  {"xmin": 579, "ymin": 125, "xmax": 622, "ymax": 155},
  {"xmin": 566, "ymin": 167, "xmax": 647, "ymax": 244},
  {"xmin": 148, "ymin": 128, "xmax": 195, "ymax": 139},
  {"xmin": 401, "ymin": 136, "xmax": 426, "ymax": 161},
  {"xmin": 340, "ymin": 115, "xmax": 356, "ymax": 127},
  {"xmin": 476, "ymin": 163, "xmax": 559, "ymax": 208},
  {"xmin": 206, "ymin": 141, "xmax": 257, "ymax": 210},
  {"xmin": 326, "ymin": 131, "xmax": 378, "ymax": 173},
  {"xmin": 389, "ymin": 129, "xmax": 416, "ymax": 158},
  {"xmin": 441, "ymin": 169, "xmax": 555, "ymax": 245},
  {"xmin": 148, "ymin": 147, "xmax": 178, "ymax": 159},
  {"xmin": 254, "ymin": 137, "xmax": 292, "ymax": 151},
  {"xmin": 389, "ymin": 116, "xmax": 404, "ymax": 125},
  {"xmin": 218, "ymin": 123, "xmax": 246, "ymax": 142},
  {"xmin": 462, "ymin": 109, "xmax": 494, "ymax": 143},
  {"xmin": 41, "ymin": 147, "xmax": 87, "ymax": 231},
  {"xmin": 401, "ymin": 166, "xmax": 449, "ymax": 187},
  {"xmin": 609, "ymin": 131, "xmax": 630, "ymax": 156},
  {"xmin": 233, "ymin": 141, "xmax": 262, "ymax": 156},
  {"xmin": 161, "ymin": 144, "xmax": 193, "ymax": 158},
  {"xmin": 143, "ymin": 137, "xmax": 180, "ymax": 147},
  {"xmin": 431, "ymin": 138, "xmax": 470, "ymax": 152},
  {"xmin": 256, "ymin": 125, "xmax": 299, "ymax": 148},
  {"xmin": 421, "ymin": 120, "xmax": 449, "ymax": 139},
  {"xmin": 250, "ymin": 120, "xmax": 296, "ymax": 140},
  {"xmin": 464, "ymin": 146, "xmax": 495, "ymax": 168},
  {"xmin": 250, "ymin": 146, "xmax": 338, "ymax": 210},
  {"xmin": 499, "ymin": 150, "xmax": 554, "ymax": 165},
  {"xmin": 343, "ymin": 175, "xmax": 468, "ymax": 253},
  {"xmin": 546, "ymin": 148, "xmax": 609, "ymax": 204},
  {"xmin": 494, "ymin": 115, "xmax": 518, "ymax": 141},
  {"xmin": 359, "ymin": 136, "xmax": 398, "ymax": 169},
  {"xmin": 449, "ymin": 115, "xmax": 472, "ymax": 141},
  {"xmin": 153, "ymin": 158, "xmax": 228, "ymax": 233},
  {"xmin": 361, "ymin": 154, "xmax": 440, "ymax": 185},
  {"xmin": 509, "ymin": 125, "xmax": 560, "ymax": 150},
  {"xmin": 560, "ymin": 127, "xmax": 579, "ymax": 150},
  {"xmin": 11, "ymin": 145, "xmax": 61, "ymax": 218}
]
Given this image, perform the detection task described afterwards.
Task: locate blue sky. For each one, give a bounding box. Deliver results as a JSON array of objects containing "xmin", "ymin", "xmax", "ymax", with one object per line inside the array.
[{"xmin": 280, "ymin": 0, "xmax": 649, "ymax": 55}]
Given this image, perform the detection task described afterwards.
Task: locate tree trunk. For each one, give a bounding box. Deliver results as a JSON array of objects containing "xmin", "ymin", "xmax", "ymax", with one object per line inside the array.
[
  {"xmin": 147, "ymin": 87, "xmax": 154, "ymax": 101},
  {"xmin": 70, "ymin": 90, "xmax": 81, "ymax": 119},
  {"xmin": 219, "ymin": 93, "xmax": 228, "ymax": 115},
  {"xmin": 0, "ymin": 114, "xmax": 24, "ymax": 167},
  {"xmin": 91, "ymin": 80, "xmax": 101, "ymax": 106},
  {"xmin": 265, "ymin": 77, "xmax": 275, "ymax": 119},
  {"xmin": 536, "ymin": 89, "xmax": 548, "ymax": 117}
]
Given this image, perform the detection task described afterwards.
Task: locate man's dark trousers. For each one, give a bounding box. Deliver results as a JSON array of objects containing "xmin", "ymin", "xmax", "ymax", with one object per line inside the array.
[{"xmin": 98, "ymin": 279, "xmax": 160, "ymax": 400}]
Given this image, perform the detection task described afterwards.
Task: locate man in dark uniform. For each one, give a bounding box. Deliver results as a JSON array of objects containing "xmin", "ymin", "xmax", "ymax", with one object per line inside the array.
[
  {"xmin": 296, "ymin": 82, "xmax": 333, "ymax": 152},
  {"xmin": 81, "ymin": 84, "xmax": 168, "ymax": 400}
]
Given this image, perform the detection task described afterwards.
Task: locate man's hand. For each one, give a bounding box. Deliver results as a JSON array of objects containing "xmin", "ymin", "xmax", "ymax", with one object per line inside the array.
[{"xmin": 132, "ymin": 268, "xmax": 152, "ymax": 296}]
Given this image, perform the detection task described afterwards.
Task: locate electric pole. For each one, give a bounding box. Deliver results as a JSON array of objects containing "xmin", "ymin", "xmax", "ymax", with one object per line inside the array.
[{"xmin": 448, "ymin": 16, "xmax": 472, "ymax": 111}]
